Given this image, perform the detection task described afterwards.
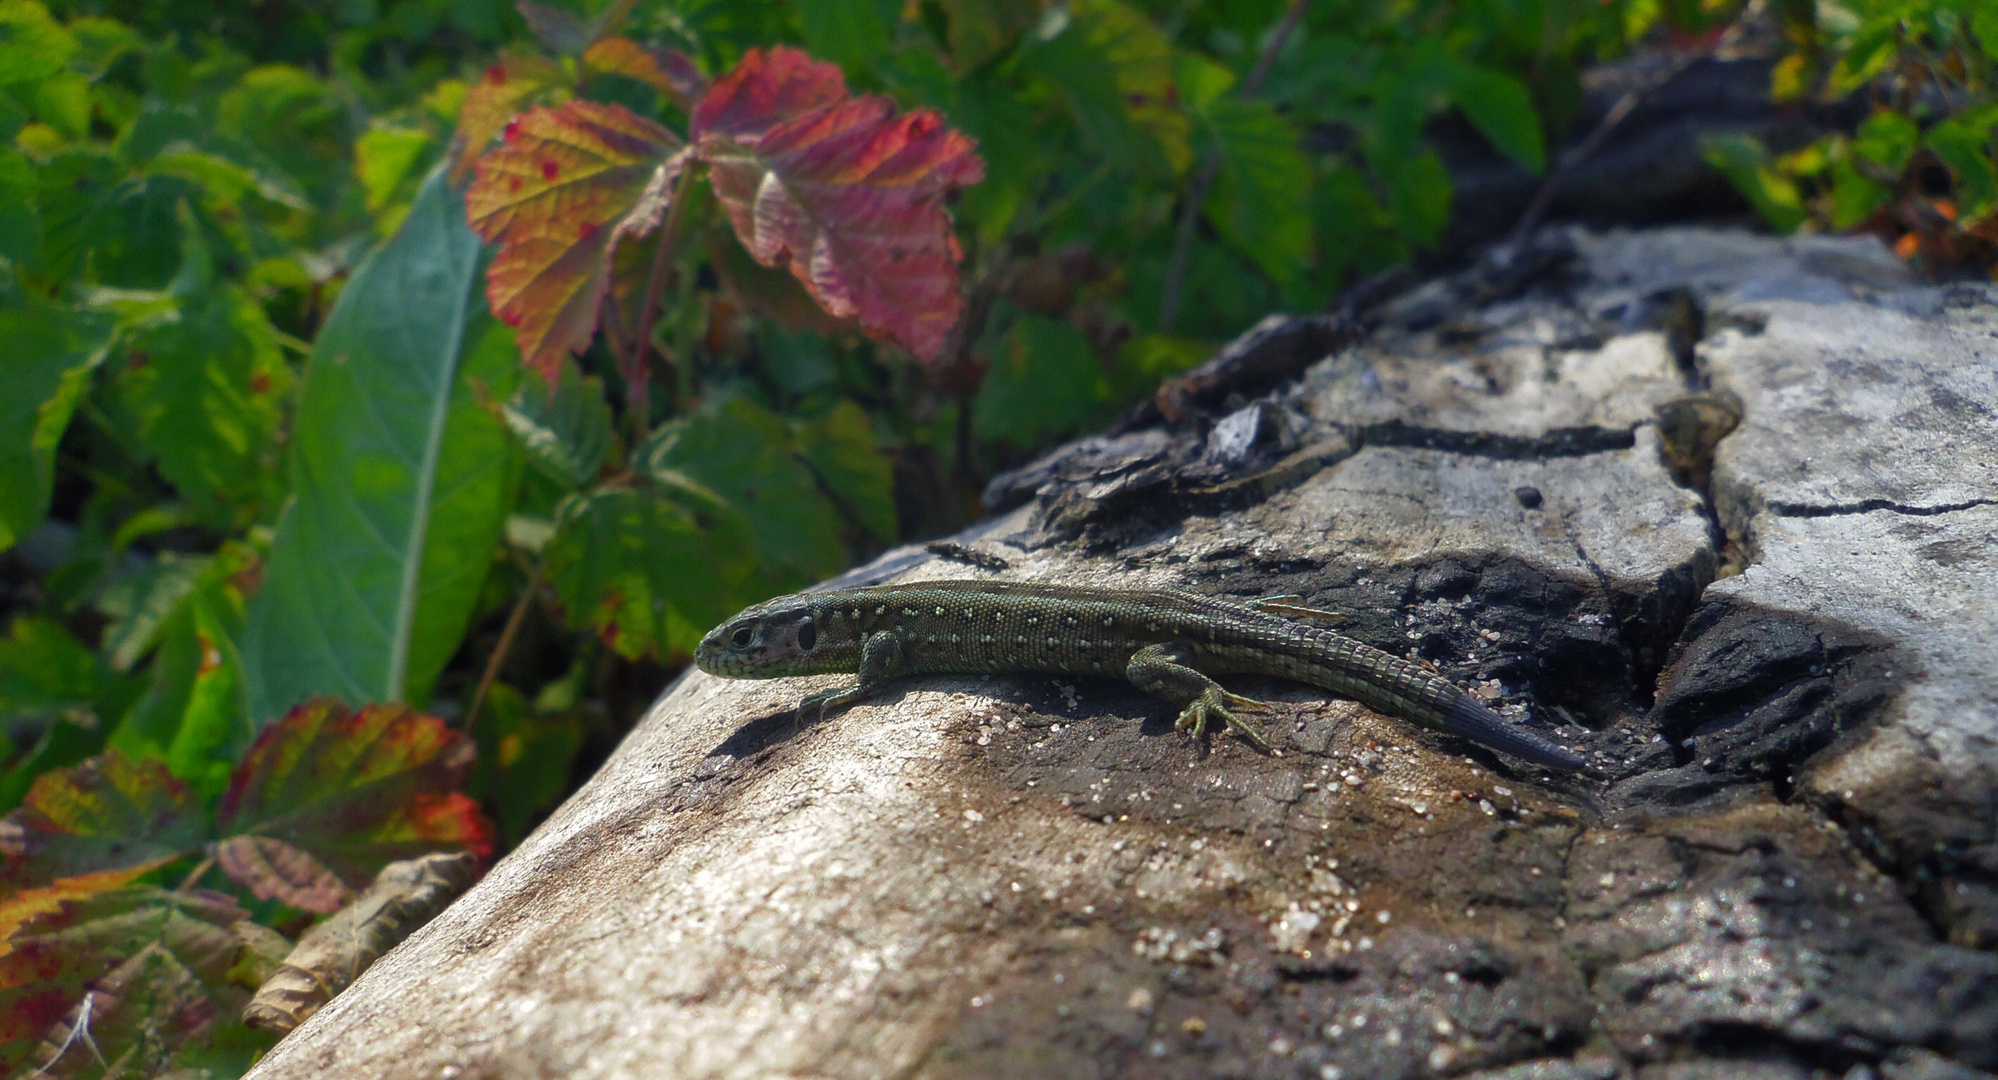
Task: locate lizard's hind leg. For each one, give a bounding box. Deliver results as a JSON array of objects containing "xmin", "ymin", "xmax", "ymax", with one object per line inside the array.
[{"xmin": 1126, "ymin": 643, "xmax": 1276, "ymax": 753}]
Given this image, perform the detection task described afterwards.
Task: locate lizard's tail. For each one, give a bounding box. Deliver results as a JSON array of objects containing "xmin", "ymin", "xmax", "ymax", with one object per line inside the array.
[{"xmin": 1438, "ymin": 695, "xmax": 1587, "ymax": 772}]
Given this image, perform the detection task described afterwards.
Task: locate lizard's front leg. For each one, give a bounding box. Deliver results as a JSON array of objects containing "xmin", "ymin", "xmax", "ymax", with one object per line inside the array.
[
  {"xmin": 1126, "ymin": 643, "xmax": 1276, "ymax": 752},
  {"xmin": 798, "ymin": 631, "xmax": 905, "ymax": 719}
]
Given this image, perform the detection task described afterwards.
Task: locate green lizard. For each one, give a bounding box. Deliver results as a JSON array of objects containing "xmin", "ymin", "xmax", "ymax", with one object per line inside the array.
[{"xmin": 694, "ymin": 580, "xmax": 1586, "ymax": 772}]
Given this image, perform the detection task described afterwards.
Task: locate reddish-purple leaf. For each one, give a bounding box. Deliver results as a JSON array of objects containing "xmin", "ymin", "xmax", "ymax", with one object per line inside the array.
[
  {"xmin": 0, "ymin": 753, "xmax": 206, "ymax": 888},
  {"xmin": 218, "ymin": 699, "xmax": 494, "ymax": 889},
  {"xmin": 450, "ymin": 53, "xmax": 571, "ymax": 184},
  {"xmin": 692, "ymin": 46, "xmax": 986, "ymax": 363},
  {"xmin": 582, "ymin": 37, "xmax": 707, "ymax": 109},
  {"xmin": 0, "ymin": 881, "xmax": 255, "ymax": 1072},
  {"xmin": 214, "ymin": 836, "xmax": 353, "ymax": 914},
  {"xmin": 467, "ymin": 100, "xmax": 689, "ymax": 381}
]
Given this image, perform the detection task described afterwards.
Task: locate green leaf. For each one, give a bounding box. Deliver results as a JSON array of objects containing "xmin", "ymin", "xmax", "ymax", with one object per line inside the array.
[
  {"xmin": 355, "ymin": 123, "xmax": 433, "ymax": 234},
  {"xmin": 1386, "ymin": 150, "xmax": 1454, "ymax": 249},
  {"xmin": 465, "ymin": 681, "xmax": 583, "ymax": 848},
  {"xmin": 0, "ymin": 0, "xmax": 74, "ymax": 89},
  {"xmin": 216, "ymin": 698, "xmax": 492, "ymax": 888},
  {"xmin": 974, "ymin": 310, "xmax": 1106, "ymax": 444},
  {"xmin": 242, "ymin": 168, "xmax": 518, "ymax": 722},
  {"xmin": 95, "ymin": 553, "xmax": 206, "ymax": 674},
  {"xmin": 500, "ymin": 358, "xmax": 612, "ymax": 490},
  {"xmin": 795, "ymin": 0, "xmax": 895, "ymax": 68},
  {"xmin": 1925, "ymin": 114, "xmax": 1998, "ymax": 218},
  {"xmin": 110, "ymin": 275, "xmax": 291, "ymax": 531},
  {"xmin": 0, "ymin": 618, "xmax": 103, "ymax": 732},
  {"xmin": 1852, "ymin": 110, "xmax": 1919, "ymax": 174},
  {"xmin": 165, "ymin": 584, "xmax": 252, "ymax": 797},
  {"xmin": 1702, "ymin": 133, "xmax": 1808, "ymax": 234},
  {"xmin": 1024, "ymin": 0, "xmax": 1188, "ymax": 176},
  {"xmin": 1829, "ymin": 159, "xmax": 1890, "ymax": 229},
  {"xmin": 795, "ymin": 400, "xmax": 897, "ymax": 542},
  {"xmin": 641, "ymin": 397, "xmax": 848, "ymax": 592},
  {"xmin": 0, "ymin": 303, "xmax": 107, "ymax": 554},
  {"xmin": 1313, "ymin": 159, "xmax": 1407, "ymax": 286},
  {"xmin": 1198, "ymin": 98, "xmax": 1313, "ymax": 284},
  {"xmin": 542, "ymin": 487, "xmax": 751, "ymax": 659},
  {"xmin": 1445, "ymin": 63, "xmax": 1546, "ymax": 174},
  {"xmin": 30, "ymin": 71, "xmax": 89, "ymax": 140},
  {"xmin": 0, "ymin": 752, "xmax": 206, "ymax": 886},
  {"xmin": 0, "ymin": 145, "xmax": 35, "ymax": 265}
]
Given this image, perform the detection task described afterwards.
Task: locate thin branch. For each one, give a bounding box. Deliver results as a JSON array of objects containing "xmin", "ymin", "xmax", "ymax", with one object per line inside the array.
[
  {"xmin": 1158, "ymin": 0, "xmax": 1309, "ymax": 332},
  {"xmin": 626, "ymin": 164, "xmax": 701, "ymax": 443},
  {"xmin": 176, "ymin": 854, "xmax": 216, "ymax": 893},
  {"xmin": 463, "ymin": 557, "xmax": 544, "ymax": 733}
]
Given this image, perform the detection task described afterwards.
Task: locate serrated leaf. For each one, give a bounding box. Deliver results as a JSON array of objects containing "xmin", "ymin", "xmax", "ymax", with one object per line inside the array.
[
  {"xmin": 0, "ymin": 753, "xmax": 204, "ymax": 887},
  {"xmin": 515, "ymin": 0, "xmax": 590, "ymax": 55},
  {"xmin": 217, "ymin": 698, "xmax": 492, "ymax": 887},
  {"xmin": 973, "ymin": 309, "xmax": 1106, "ymax": 444},
  {"xmin": 243, "ymin": 169, "xmax": 518, "ymax": 720},
  {"xmin": 111, "ymin": 281, "xmax": 291, "ymax": 533},
  {"xmin": 1445, "ymin": 63, "xmax": 1546, "ymax": 174},
  {"xmin": 642, "ymin": 396, "xmax": 848, "ymax": 591},
  {"xmin": 692, "ymin": 46, "xmax": 984, "ymax": 363},
  {"xmin": 467, "ymin": 99, "xmax": 689, "ymax": 380},
  {"xmin": 542, "ymin": 487, "xmax": 751, "ymax": 659},
  {"xmin": 94, "ymin": 554, "xmax": 207, "ymax": 674},
  {"xmin": 0, "ymin": 145, "xmax": 38, "ymax": 266},
  {"xmin": 1703, "ymin": 133, "xmax": 1807, "ymax": 234},
  {"xmin": 1198, "ymin": 99, "xmax": 1312, "ymax": 284},
  {"xmin": 934, "ymin": 0, "xmax": 1037, "ymax": 72},
  {"xmin": 500, "ymin": 358, "xmax": 612, "ymax": 489},
  {"xmin": 213, "ymin": 835, "xmax": 352, "ymax": 913},
  {"xmin": 0, "ymin": 618, "xmax": 104, "ymax": 733},
  {"xmin": 1024, "ymin": 0, "xmax": 1187, "ymax": 176},
  {"xmin": 0, "ymin": 883, "xmax": 258, "ymax": 1073},
  {"xmin": 0, "ymin": 0, "xmax": 73, "ymax": 88},
  {"xmin": 0, "ymin": 303, "xmax": 109, "ymax": 554},
  {"xmin": 581, "ymin": 37, "xmax": 706, "ymax": 108},
  {"xmin": 450, "ymin": 53, "xmax": 570, "ymax": 184},
  {"xmin": 795, "ymin": 400, "xmax": 897, "ymax": 542}
]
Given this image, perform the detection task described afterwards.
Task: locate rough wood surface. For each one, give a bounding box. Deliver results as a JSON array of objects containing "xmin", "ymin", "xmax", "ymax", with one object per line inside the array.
[{"xmin": 247, "ymin": 228, "xmax": 1998, "ymax": 1080}]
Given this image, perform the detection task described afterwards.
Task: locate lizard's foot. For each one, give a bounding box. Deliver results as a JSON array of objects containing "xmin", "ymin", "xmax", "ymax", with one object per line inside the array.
[
  {"xmin": 797, "ymin": 684, "xmax": 864, "ymax": 721},
  {"xmin": 1174, "ymin": 687, "xmax": 1277, "ymax": 753}
]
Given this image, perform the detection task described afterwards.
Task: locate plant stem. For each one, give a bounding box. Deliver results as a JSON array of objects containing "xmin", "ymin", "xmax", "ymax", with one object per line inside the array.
[
  {"xmin": 627, "ymin": 164, "xmax": 700, "ymax": 444},
  {"xmin": 1158, "ymin": 0, "xmax": 1308, "ymax": 333},
  {"xmin": 463, "ymin": 557, "xmax": 543, "ymax": 732},
  {"xmin": 176, "ymin": 854, "xmax": 216, "ymax": 893}
]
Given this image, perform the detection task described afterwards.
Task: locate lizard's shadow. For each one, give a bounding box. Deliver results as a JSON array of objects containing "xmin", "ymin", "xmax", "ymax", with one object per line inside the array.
[{"xmin": 707, "ymin": 685, "xmax": 924, "ymax": 760}]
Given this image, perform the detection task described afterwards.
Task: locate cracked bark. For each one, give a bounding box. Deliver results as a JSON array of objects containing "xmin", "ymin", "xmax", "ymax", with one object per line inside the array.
[{"xmin": 246, "ymin": 228, "xmax": 1998, "ymax": 1080}]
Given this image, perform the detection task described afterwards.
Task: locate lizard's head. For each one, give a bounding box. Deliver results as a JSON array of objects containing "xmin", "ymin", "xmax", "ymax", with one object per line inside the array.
[{"xmin": 696, "ymin": 595, "xmax": 857, "ymax": 679}]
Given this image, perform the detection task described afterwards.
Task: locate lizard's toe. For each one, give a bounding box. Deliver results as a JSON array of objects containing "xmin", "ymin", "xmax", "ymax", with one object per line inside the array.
[{"xmin": 1175, "ymin": 689, "xmax": 1277, "ymax": 752}]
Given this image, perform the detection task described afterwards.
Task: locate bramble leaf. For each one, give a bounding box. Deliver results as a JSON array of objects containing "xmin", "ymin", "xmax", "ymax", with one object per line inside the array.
[
  {"xmin": 692, "ymin": 46, "xmax": 985, "ymax": 363},
  {"xmin": 542, "ymin": 487, "xmax": 752, "ymax": 659},
  {"xmin": 0, "ymin": 882, "xmax": 263, "ymax": 1074},
  {"xmin": 501, "ymin": 358, "xmax": 613, "ymax": 489},
  {"xmin": 795, "ymin": 400, "xmax": 897, "ymax": 542},
  {"xmin": 450, "ymin": 54, "xmax": 570, "ymax": 184},
  {"xmin": 0, "ymin": 303, "xmax": 109, "ymax": 554},
  {"xmin": 1197, "ymin": 99, "xmax": 1312, "ymax": 285},
  {"xmin": 582, "ymin": 37, "xmax": 706, "ymax": 108},
  {"xmin": 467, "ymin": 99, "xmax": 689, "ymax": 380},
  {"xmin": 0, "ymin": 752, "xmax": 204, "ymax": 887},
  {"xmin": 212, "ymin": 835, "xmax": 351, "ymax": 913},
  {"xmin": 974, "ymin": 309, "xmax": 1106, "ymax": 444},
  {"xmin": 216, "ymin": 699, "xmax": 492, "ymax": 889}
]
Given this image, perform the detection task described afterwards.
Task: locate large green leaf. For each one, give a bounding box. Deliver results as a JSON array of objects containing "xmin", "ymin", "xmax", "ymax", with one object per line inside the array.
[
  {"xmin": 974, "ymin": 310, "xmax": 1107, "ymax": 445},
  {"xmin": 242, "ymin": 168, "xmax": 518, "ymax": 723},
  {"xmin": 0, "ymin": 303, "xmax": 107, "ymax": 555},
  {"xmin": 1198, "ymin": 98, "xmax": 1313, "ymax": 285}
]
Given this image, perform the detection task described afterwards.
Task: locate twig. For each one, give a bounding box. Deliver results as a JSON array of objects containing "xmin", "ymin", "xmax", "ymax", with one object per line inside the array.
[
  {"xmin": 627, "ymin": 164, "xmax": 701, "ymax": 443},
  {"xmin": 1507, "ymin": 15, "xmax": 1755, "ymax": 245},
  {"xmin": 1158, "ymin": 0, "xmax": 1309, "ymax": 331},
  {"xmin": 463, "ymin": 558, "xmax": 544, "ymax": 732}
]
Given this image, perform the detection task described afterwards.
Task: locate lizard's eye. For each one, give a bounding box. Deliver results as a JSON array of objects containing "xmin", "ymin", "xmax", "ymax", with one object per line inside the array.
[
  {"xmin": 731, "ymin": 625, "xmax": 754, "ymax": 647},
  {"xmin": 797, "ymin": 621, "xmax": 818, "ymax": 650}
]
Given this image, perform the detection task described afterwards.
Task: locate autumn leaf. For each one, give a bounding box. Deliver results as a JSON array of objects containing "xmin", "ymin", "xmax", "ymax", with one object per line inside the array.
[
  {"xmin": 212, "ymin": 835, "xmax": 352, "ymax": 914},
  {"xmin": 216, "ymin": 699, "xmax": 493, "ymax": 890},
  {"xmin": 692, "ymin": 46, "xmax": 985, "ymax": 363},
  {"xmin": 0, "ymin": 753, "xmax": 206, "ymax": 888},
  {"xmin": 467, "ymin": 100, "xmax": 689, "ymax": 380},
  {"xmin": 450, "ymin": 54, "xmax": 571, "ymax": 184},
  {"xmin": 582, "ymin": 37, "xmax": 707, "ymax": 108},
  {"xmin": 0, "ymin": 882, "xmax": 260, "ymax": 1073}
]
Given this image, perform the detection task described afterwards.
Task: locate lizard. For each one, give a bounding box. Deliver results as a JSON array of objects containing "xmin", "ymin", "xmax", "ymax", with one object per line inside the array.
[{"xmin": 694, "ymin": 579, "xmax": 1587, "ymax": 772}]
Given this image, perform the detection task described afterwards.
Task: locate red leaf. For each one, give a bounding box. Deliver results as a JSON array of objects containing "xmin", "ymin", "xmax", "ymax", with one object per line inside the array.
[
  {"xmin": 218, "ymin": 699, "xmax": 494, "ymax": 888},
  {"xmin": 582, "ymin": 37, "xmax": 708, "ymax": 109},
  {"xmin": 0, "ymin": 882, "xmax": 254, "ymax": 1072},
  {"xmin": 450, "ymin": 53, "xmax": 571, "ymax": 185},
  {"xmin": 0, "ymin": 753, "xmax": 207, "ymax": 888},
  {"xmin": 213, "ymin": 836, "xmax": 353, "ymax": 914},
  {"xmin": 691, "ymin": 46, "xmax": 985, "ymax": 363},
  {"xmin": 467, "ymin": 100, "xmax": 690, "ymax": 381}
]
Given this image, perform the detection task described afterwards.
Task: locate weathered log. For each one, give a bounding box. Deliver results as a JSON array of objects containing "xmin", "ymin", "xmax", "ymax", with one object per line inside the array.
[{"xmin": 247, "ymin": 227, "xmax": 1998, "ymax": 1079}]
